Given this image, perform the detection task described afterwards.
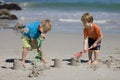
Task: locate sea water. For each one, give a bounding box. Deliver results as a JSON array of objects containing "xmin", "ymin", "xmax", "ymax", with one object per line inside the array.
[{"xmin": 2, "ymin": 0, "xmax": 120, "ymax": 34}]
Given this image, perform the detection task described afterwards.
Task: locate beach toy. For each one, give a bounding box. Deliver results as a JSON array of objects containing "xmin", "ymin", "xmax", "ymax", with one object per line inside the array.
[
  {"xmin": 35, "ymin": 52, "xmax": 42, "ymax": 63},
  {"xmin": 74, "ymin": 43, "xmax": 101, "ymax": 58},
  {"xmin": 35, "ymin": 37, "xmax": 44, "ymax": 64},
  {"xmin": 74, "ymin": 51, "xmax": 83, "ymax": 58},
  {"xmin": 53, "ymin": 58, "xmax": 63, "ymax": 68}
]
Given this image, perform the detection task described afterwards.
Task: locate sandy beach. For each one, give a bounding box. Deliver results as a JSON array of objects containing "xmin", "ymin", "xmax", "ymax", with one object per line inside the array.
[
  {"xmin": 0, "ymin": 29, "xmax": 120, "ymax": 80},
  {"xmin": 0, "ymin": 0, "xmax": 120, "ymax": 79}
]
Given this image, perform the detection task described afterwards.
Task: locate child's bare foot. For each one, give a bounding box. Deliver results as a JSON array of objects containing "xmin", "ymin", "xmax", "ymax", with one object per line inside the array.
[
  {"xmin": 92, "ymin": 60, "xmax": 98, "ymax": 64},
  {"xmin": 21, "ymin": 62, "xmax": 26, "ymax": 68},
  {"xmin": 87, "ymin": 60, "xmax": 92, "ymax": 64}
]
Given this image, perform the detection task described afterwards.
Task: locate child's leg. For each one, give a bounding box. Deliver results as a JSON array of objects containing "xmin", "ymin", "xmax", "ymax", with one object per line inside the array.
[
  {"xmin": 21, "ymin": 47, "xmax": 29, "ymax": 66},
  {"xmin": 87, "ymin": 51, "xmax": 93, "ymax": 64},
  {"xmin": 21, "ymin": 37, "xmax": 31, "ymax": 66},
  {"xmin": 92, "ymin": 51, "xmax": 99, "ymax": 64},
  {"xmin": 88, "ymin": 38, "xmax": 101, "ymax": 64}
]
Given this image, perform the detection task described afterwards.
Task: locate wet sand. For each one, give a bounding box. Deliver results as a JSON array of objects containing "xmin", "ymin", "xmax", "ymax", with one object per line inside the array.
[{"xmin": 0, "ymin": 29, "xmax": 120, "ymax": 80}]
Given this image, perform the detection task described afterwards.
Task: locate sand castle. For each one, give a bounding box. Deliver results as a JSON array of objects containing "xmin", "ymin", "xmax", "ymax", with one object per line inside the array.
[{"xmin": 13, "ymin": 59, "xmax": 24, "ymax": 70}]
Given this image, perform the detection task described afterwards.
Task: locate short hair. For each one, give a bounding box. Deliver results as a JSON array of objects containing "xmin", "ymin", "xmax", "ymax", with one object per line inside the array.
[
  {"xmin": 81, "ymin": 13, "xmax": 93, "ymax": 23},
  {"xmin": 41, "ymin": 19, "xmax": 51, "ymax": 32}
]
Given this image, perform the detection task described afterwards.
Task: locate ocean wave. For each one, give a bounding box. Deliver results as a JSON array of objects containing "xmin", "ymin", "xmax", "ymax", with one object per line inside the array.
[
  {"xmin": 19, "ymin": 2, "xmax": 120, "ymax": 11},
  {"xmin": 59, "ymin": 19, "xmax": 80, "ymax": 22},
  {"xmin": 59, "ymin": 18, "xmax": 107, "ymax": 24},
  {"xmin": 59, "ymin": 18, "xmax": 118, "ymax": 24},
  {"xmin": 4, "ymin": 0, "xmax": 120, "ymax": 4},
  {"xmin": 94, "ymin": 20, "xmax": 110, "ymax": 24}
]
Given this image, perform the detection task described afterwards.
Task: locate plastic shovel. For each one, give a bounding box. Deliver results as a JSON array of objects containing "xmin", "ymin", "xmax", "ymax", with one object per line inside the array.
[
  {"xmin": 35, "ymin": 37, "xmax": 44, "ymax": 64},
  {"xmin": 74, "ymin": 43, "xmax": 101, "ymax": 58}
]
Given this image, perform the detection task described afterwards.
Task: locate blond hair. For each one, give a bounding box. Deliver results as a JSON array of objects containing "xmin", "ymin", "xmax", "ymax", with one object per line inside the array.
[
  {"xmin": 41, "ymin": 19, "xmax": 51, "ymax": 32},
  {"xmin": 81, "ymin": 13, "xmax": 93, "ymax": 23}
]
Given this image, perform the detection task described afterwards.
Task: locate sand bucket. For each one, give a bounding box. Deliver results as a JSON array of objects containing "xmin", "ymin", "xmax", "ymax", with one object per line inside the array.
[
  {"xmin": 70, "ymin": 57, "xmax": 80, "ymax": 66},
  {"xmin": 54, "ymin": 58, "xmax": 63, "ymax": 68},
  {"xmin": 13, "ymin": 59, "xmax": 24, "ymax": 70}
]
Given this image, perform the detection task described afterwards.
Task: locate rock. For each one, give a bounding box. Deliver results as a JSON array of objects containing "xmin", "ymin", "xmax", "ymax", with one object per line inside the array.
[
  {"xmin": 0, "ymin": 9, "xmax": 11, "ymax": 17},
  {"xmin": 0, "ymin": 3, "xmax": 22, "ymax": 10},
  {"xmin": 0, "ymin": 9, "xmax": 18, "ymax": 20},
  {"xmin": 9, "ymin": 14, "xmax": 18, "ymax": 20},
  {"xmin": 0, "ymin": 14, "xmax": 18, "ymax": 20}
]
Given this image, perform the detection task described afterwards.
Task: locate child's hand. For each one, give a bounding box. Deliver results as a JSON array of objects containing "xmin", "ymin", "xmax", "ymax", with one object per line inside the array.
[
  {"xmin": 89, "ymin": 43, "xmax": 97, "ymax": 49},
  {"xmin": 83, "ymin": 48, "xmax": 88, "ymax": 53},
  {"xmin": 42, "ymin": 57, "xmax": 48, "ymax": 63},
  {"xmin": 22, "ymin": 27, "xmax": 29, "ymax": 33},
  {"xmin": 37, "ymin": 48, "xmax": 42, "ymax": 53},
  {"xmin": 41, "ymin": 33, "xmax": 45, "ymax": 39},
  {"xmin": 92, "ymin": 43, "xmax": 97, "ymax": 48}
]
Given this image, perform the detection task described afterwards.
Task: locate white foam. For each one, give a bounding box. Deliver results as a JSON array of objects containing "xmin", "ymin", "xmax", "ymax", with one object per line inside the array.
[
  {"xmin": 59, "ymin": 19, "xmax": 80, "ymax": 22},
  {"xmin": 59, "ymin": 18, "xmax": 117, "ymax": 24},
  {"xmin": 94, "ymin": 20, "xmax": 107, "ymax": 24}
]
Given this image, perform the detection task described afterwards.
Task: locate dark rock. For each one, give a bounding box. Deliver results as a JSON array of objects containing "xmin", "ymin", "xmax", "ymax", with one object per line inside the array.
[
  {"xmin": 9, "ymin": 14, "xmax": 18, "ymax": 20},
  {"xmin": 0, "ymin": 9, "xmax": 18, "ymax": 20},
  {"xmin": 0, "ymin": 9, "xmax": 11, "ymax": 17},
  {"xmin": 0, "ymin": 14, "xmax": 17, "ymax": 20},
  {"xmin": 0, "ymin": 3, "xmax": 22, "ymax": 10}
]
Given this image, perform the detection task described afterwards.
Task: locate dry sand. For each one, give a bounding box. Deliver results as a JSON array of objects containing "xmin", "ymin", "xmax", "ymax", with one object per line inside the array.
[{"xmin": 0, "ymin": 30, "xmax": 120, "ymax": 80}]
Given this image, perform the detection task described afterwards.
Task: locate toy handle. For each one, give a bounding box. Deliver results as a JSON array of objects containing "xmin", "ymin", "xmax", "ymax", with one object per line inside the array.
[{"xmin": 74, "ymin": 43, "xmax": 101, "ymax": 58}]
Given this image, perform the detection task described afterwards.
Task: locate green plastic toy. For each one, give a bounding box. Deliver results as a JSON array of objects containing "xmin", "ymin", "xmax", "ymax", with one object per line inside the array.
[{"xmin": 35, "ymin": 37, "xmax": 44, "ymax": 64}]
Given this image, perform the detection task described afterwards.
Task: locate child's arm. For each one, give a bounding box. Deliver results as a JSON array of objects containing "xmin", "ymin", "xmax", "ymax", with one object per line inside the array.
[
  {"xmin": 90, "ymin": 36, "xmax": 103, "ymax": 48},
  {"xmin": 38, "ymin": 48, "xmax": 48, "ymax": 63},
  {"xmin": 37, "ymin": 36, "xmax": 48, "ymax": 63},
  {"xmin": 83, "ymin": 36, "xmax": 88, "ymax": 52}
]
